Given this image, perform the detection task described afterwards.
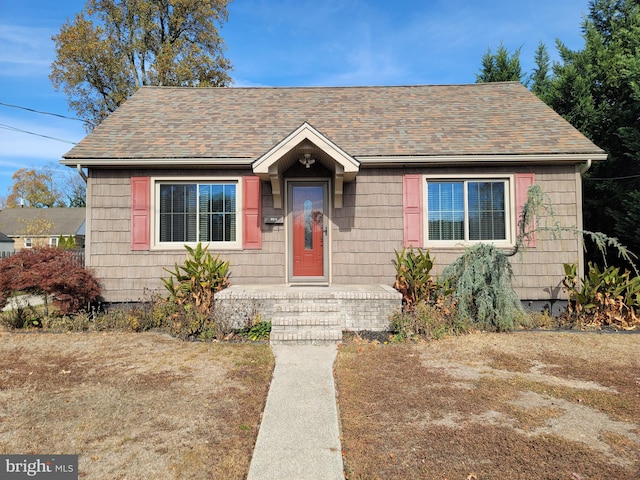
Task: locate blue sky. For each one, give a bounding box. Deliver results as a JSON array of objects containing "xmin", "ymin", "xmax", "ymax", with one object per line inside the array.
[{"xmin": 0, "ymin": 0, "xmax": 590, "ymax": 199}]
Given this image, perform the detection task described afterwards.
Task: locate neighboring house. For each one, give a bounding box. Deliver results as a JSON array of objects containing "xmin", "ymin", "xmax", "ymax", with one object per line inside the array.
[
  {"xmin": 61, "ymin": 83, "xmax": 606, "ymax": 309},
  {"xmin": 0, "ymin": 208, "xmax": 86, "ymax": 251},
  {"xmin": 0, "ymin": 232, "xmax": 14, "ymax": 258}
]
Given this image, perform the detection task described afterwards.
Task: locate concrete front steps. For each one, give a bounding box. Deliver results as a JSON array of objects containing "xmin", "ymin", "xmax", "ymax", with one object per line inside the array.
[
  {"xmin": 215, "ymin": 284, "xmax": 402, "ymax": 345},
  {"xmin": 269, "ymin": 305, "xmax": 344, "ymax": 345}
]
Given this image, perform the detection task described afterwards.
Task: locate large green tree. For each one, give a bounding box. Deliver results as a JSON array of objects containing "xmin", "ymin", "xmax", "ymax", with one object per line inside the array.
[
  {"xmin": 476, "ymin": 42, "xmax": 525, "ymax": 83},
  {"xmin": 547, "ymin": 0, "xmax": 640, "ymax": 266},
  {"xmin": 50, "ymin": 0, "xmax": 232, "ymax": 128},
  {"xmin": 530, "ymin": 41, "xmax": 552, "ymax": 100}
]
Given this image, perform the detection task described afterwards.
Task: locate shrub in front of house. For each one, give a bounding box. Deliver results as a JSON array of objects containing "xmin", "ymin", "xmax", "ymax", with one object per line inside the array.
[
  {"xmin": 392, "ymin": 247, "xmax": 442, "ymax": 309},
  {"xmin": 0, "ymin": 247, "xmax": 101, "ymax": 328},
  {"xmin": 160, "ymin": 242, "xmax": 234, "ymax": 340},
  {"xmin": 390, "ymin": 298, "xmax": 466, "ymax": 341},
  {"xmin": 442, "ymin": 243, "xmax": 526, "ymax": 332},
  {"xmin": 562, "ymin": 261, "xmax": 640, "ymax": 330}
]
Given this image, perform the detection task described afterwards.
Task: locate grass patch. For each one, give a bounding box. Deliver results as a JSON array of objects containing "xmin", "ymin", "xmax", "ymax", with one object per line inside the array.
[
  {"xmin": 335, "ymin": 332, "xmax": 640, "ymax": 479},
  {"xmin": 0, "ymin": 331, "xmax": 274, "ymax": 479}
]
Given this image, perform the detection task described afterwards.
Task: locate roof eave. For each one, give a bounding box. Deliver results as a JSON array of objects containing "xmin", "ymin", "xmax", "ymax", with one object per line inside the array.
[
  {"xmin": 62, "ymin": 152, "xmax": 608, "ymax": 168},
  {"xmin": 358, "ymin": 153, "xmax": 608, "ymax": 167},
  {"xmin": 60, "ymin": 157, "xmax": 255, "ymax": 167}
]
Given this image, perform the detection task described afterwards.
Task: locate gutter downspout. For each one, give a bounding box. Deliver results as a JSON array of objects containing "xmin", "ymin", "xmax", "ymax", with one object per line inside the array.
[
  {"xmin": 578, "ymin": 158, "xmax": 592, "ymax": 282},
  {"xmin": 77, "ymin": 164, "xmax": 87, "ymax": 183},
  {"xmin": 579, "ymin": 159, "xmax": 592, "ymax": 176}
]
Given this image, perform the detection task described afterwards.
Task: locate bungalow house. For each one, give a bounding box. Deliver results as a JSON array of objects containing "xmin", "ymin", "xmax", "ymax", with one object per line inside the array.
[
  {"xmin": 0, "ymin": 207, "xmax": 86, "ymax": 251},
  {"xmin": 61, "ymin": 83, "xmax": 606, "ymax": 342}
]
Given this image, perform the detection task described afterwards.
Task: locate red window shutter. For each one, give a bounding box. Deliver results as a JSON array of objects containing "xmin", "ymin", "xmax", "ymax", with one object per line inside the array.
[
  {"xmin": 243, "ymin": 176, "xmax": 262, "ymax": 249},
  {"xmin": 515, "ymin": 173, "xmax": 536, "ymax": 247},
  {"xmin": 403, "ymin": 174, "xmax": 423, "ymax": 248},
  {"xmin": 131, "ymin": 176, "xmax": 150, "ymax": 251}
]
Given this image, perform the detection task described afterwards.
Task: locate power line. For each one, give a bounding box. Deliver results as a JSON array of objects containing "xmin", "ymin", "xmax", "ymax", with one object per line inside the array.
[
  {"xmin": 587, "ymin": 173, "xmax": 640, "ymax": 181},
  {"xmin": 0, "ymin": 123, "xmax": 78, "ymax": 145},
  {"xmin": 0, "ymin": 101, "xmax": 93, "ymax": 125}
]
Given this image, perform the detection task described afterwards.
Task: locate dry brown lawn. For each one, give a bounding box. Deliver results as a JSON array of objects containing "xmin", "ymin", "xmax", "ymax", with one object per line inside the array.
[
  {"xmin": 0, "ymin": 331, "xmax": 274, "ymax": 479},
  {"xmin": 336, "ymin": 331, "xmax": 640, "ymax": 480}
]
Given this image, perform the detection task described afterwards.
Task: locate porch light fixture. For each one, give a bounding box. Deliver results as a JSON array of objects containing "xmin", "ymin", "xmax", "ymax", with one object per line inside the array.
[{"xmin": 299, "ymin": 153, "xmax": 316, "ymax": 168}]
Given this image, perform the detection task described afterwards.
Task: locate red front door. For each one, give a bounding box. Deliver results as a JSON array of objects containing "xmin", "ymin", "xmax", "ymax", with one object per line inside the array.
[{"xmin": 292, "ymin": 185, "xmax": 324, "ymax": 277}]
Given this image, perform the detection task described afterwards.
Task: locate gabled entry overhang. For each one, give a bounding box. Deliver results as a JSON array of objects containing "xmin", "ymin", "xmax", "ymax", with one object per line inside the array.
[{"xmin": 252, "ymin": 122, "xmax": 360, "ymax": 208}]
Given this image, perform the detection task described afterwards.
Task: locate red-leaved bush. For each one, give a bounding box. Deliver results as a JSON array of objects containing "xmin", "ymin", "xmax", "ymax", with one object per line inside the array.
[{"xmin": 0, "ymin": 247, "xmax": 101, "ymax": 315}]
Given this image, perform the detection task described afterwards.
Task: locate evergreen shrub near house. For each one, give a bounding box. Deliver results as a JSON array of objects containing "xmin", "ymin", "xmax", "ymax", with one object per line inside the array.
[
  {"xmin": 441, "ymin": 243, "xmax": 525, "ymax": 332},
  {"xmin": 57, "ymin": 235, "xmax": 76, "ymax": 249}
]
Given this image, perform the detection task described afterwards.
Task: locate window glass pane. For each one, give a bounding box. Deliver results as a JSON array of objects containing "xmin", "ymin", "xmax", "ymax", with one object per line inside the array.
[
  {"xmin": 304, "ymin": 199, "xmax": 313, "ymax": 249},
  {"xmin": 159, "ymin": 184, "xmax": 196, "ymax": 242},
  {"xmin": 467, "ymin": 181, "xmax": 505, "ymax": 240},
  {"xmin": 225, "ymin": 213, "xmax": 237, "ymax": 242},
  {"xmin": 427, "ymin": 179, "xmax": 507, "ymax": 243},
  {"xmin": 225, "ymin": 184, "xmax": 236, "ymax": 213},
  {"xmin": 198, "ymin": 184, "xmax": 237, "ymax": 242},
  {"xmin": 428, "ymin": 182, "xmax": 464, "ymax": 240},
  {"xmin": 159, "ymin": 182, "xmax": 237, "ymax": 244}
]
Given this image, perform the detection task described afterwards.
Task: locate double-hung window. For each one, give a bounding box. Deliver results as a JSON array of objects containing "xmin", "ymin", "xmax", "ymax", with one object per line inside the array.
[
  {"xmin": 158, "ymin": 181, "xmax": 238, "ymax": 246},
  {"xmin": 426, "ymin": 179, "xmax": 509, "ymax": 243}
]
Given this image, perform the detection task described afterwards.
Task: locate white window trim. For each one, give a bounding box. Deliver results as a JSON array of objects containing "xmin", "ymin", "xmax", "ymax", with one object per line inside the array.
[
  {"xmin": 423, "ymin": 173, "xmax": 515, "ymax": 248},
  {"xmin": 24, "ymin": 237, "xmax": 32, "ymax": 249},
  {"xmin": 150, "ymin": 176, "xmax": 243, "ymax": 251},
  {"xmin": 49, "ymin": 237, "xmax": 58, "ymax": 247}
]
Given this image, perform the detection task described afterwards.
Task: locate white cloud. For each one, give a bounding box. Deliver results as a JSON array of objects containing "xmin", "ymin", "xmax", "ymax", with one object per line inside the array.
[{"xmin": 0, "ymin": 24, "xmax": 55, "ymax": 77}]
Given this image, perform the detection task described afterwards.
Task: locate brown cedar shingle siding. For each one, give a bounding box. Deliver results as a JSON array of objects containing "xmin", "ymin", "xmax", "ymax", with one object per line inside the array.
[
  {"xmin": 64, "ymin": 83, "xmax": 603, "ymax": 162},
  {"xmin": 87, "ymin": 167, "xmax": 578, "ymax": 303},
  {"xmin": 86, "ymin": 169, "xmax": 286, "ymax": 301}
]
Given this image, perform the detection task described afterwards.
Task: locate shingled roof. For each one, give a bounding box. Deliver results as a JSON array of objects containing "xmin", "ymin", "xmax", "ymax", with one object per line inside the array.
[
  {"xmin": 62, "ymin": 82, "xmax": 604, "ymax": 164},
  {"xmin": 0, "ymin": 208, "xmax": 86, "ymax": 236}
]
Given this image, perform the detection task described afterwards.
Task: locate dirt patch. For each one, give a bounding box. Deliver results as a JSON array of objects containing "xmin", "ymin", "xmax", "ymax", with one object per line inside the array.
[
  {"xmin": 335, "ymin": 332, "xmax": 640, "ymax": 479},
  {"xmin": 0, "ymin": 331, "xmax": 274, "ymax": 479}
]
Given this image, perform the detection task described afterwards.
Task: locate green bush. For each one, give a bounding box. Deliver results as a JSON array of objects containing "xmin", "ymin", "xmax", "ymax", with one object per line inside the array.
[
  {"xmin": 0, "ymin": 297, "xmax": 42, "ymax": 329},
  {"xmin": 240, "ymin": 318, "xmax": 272, "ymax": 342},
  {"xmin": 442, "ymin": 243, "xmax": 525, "ymax": 332}
]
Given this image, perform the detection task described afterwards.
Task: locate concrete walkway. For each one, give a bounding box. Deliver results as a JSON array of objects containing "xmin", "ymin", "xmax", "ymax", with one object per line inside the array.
[
  {"xmin": 247, "ymin": 345, "xmax": 344, "ymax": 480},
  {"xmin": 1, "ymin": 295, "xmax": 46, "ymax": 312}
]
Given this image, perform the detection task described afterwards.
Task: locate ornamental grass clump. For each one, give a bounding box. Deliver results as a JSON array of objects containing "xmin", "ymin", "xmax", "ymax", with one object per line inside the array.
[{"xmin": 442, "ymin": 243, "xmax": 525, "ymax": 332}]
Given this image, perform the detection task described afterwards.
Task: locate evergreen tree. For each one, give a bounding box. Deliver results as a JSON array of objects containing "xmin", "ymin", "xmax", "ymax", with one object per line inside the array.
[
  {"xmin": 476, "ymin": 42, "xmax": 525, "ymax": 83},
  {"xmin": 547, "ymin": 0, "xmax": 640, "ymax": 267},
  {"xmin": 530, "ymin": 41, "xmax": 552, "ymax": 100}
]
